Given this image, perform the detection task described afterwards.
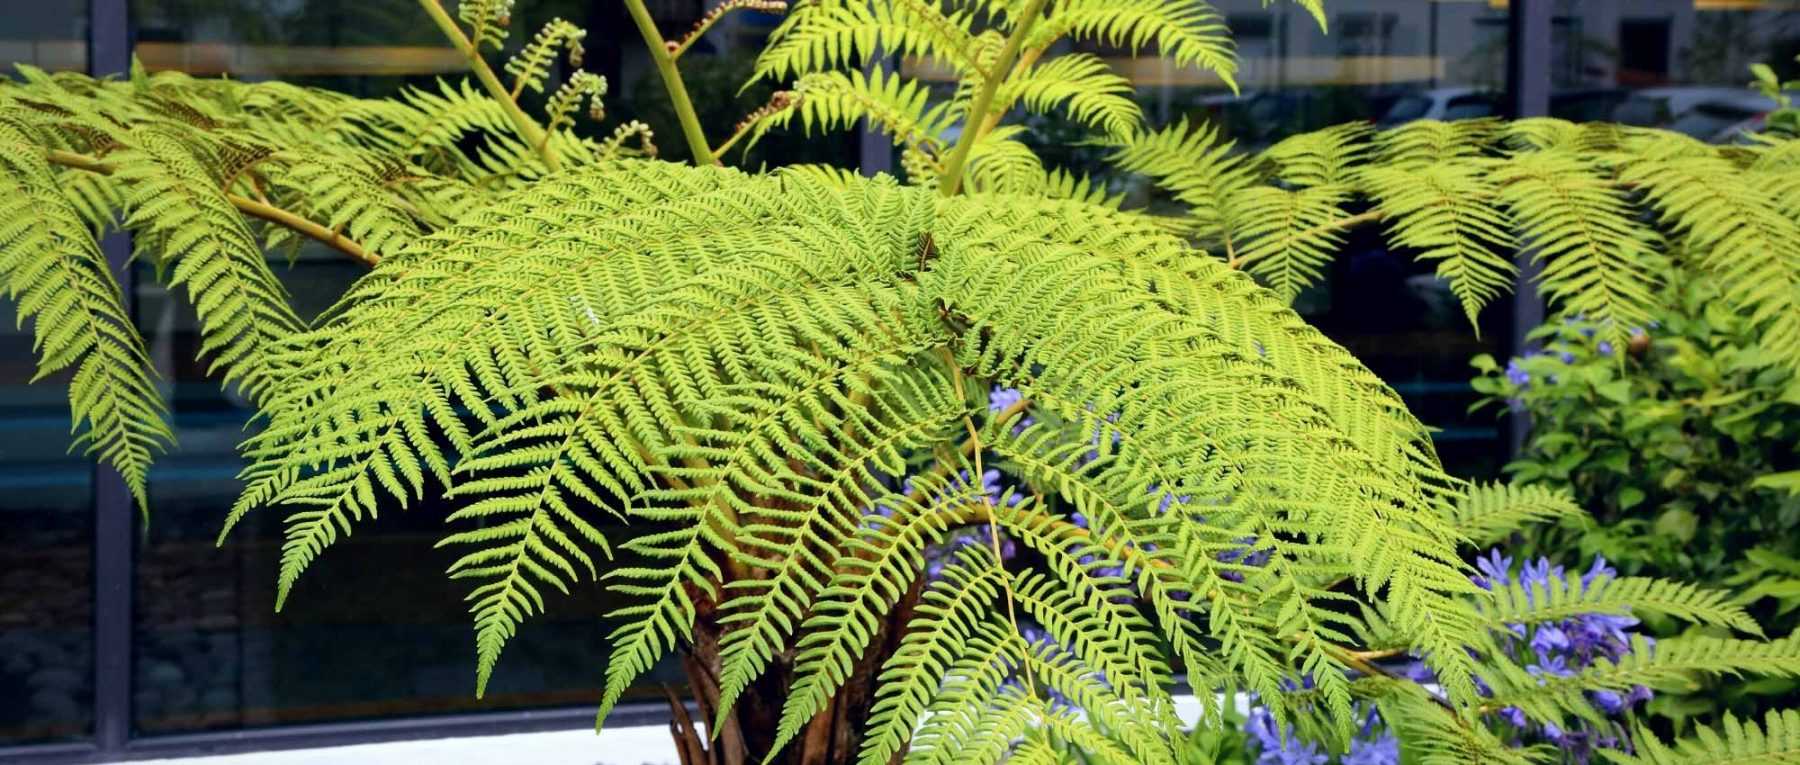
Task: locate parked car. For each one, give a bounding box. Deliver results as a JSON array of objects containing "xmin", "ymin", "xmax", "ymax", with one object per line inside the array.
[
  {"xmin": 1550, "ymin": 88, "xmax": 1630, "ymax": 123},
  {"xmin": 1377, "ymin": 87, "xmax": 1500, "ymax": 126},
  {"xmin": 1609, "ymin": 86, "xmax": 1761, "ymax": 128},
  {"xmin": 1663, "ymin": 92, "xmax": 1782, "ymax": 143}
]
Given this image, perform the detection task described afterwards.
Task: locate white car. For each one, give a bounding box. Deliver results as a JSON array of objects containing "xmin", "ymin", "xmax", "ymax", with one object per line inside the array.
[
  {"xmin": 1663, "ymin": 92, "xmax": 1784, "ymax": 143},
  {"xmin": 1377, "ymin": 87, "xmax": 1500, "ymax": 126}
]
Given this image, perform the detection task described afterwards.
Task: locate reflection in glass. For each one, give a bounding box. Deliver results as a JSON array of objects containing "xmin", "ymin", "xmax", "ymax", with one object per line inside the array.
[
  {"xmin": 0, "ymin": 2, "xmax": 95, "ymax": 749},
  {"xmin": 1557, "ymin": 1, "xmax": 1800, "ymax": 143},
  {"xmin": 0, "ymin": 4, "xmax": 87, "ymax": 72},
  {"xmin": 129, "ymin": 248, "xmax": 684, "ymax": 734},
  {"xmin": 0, "ymin": 297, "xmax": 95, "ymax": 746}
]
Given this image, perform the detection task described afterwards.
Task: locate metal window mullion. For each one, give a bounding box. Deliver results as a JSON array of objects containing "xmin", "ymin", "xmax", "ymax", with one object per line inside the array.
[
  {"xmin": 88, "ymin": 0, "xmax": 135, "ymax": 756},
  {"xmin": 1507, "ymin": 0, "xmax": 1551, "ymax": 455}
]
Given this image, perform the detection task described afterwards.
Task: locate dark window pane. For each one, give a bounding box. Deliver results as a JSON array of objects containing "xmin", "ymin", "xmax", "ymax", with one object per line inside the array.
[
  {"xmin": 129, "ymin": 246, "xmax": 682, "ymax": 734},
  {"xmin": 0, "ymin": 3, "xmax": 87, "ymax": 72},
  {"xmin": 0, "ymin": 297, "xmax": 95, "ymax": 746},
  {"xmin": 1559, "ymin": 2, "xmax": 1800, "ymax": 144},
  {"xmin": 1115, "ymin": 1, "xmax": 1513, "ymax": 479},
  {"xmin": 0, "ymin": 4, "xmax": 95, "ymax": 749}
]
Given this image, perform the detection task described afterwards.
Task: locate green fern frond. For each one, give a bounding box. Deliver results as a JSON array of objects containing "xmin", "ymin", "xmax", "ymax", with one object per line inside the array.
[
  {"xmin": 1622, "ymin": 153, "xmax": 1800, "ymax": 371},
  {"xmin": 0, "ymin": 120, "xmax": 171, "ymax": 510},
  {"xmin": 1264, "ymin": 122, "xmax": 1369, "ymax": 187},
  {"xmin": 1375, "ymin": 686, "xmax": 1544, "ymax": 765},
  {"xmin": 1374, "ymin": 118, "xmax": 1499, "ymax": 168},
  {"xmin": 1360, "ymin": 161, "xmax": 1516, "ymax": 328},
  {"xmin": 1479, "ymin": 572, "xmax": 1762, "ymax": 636},
  {"xmin": 503, "ymin": 18, "xmax": 585, "ymax": 96},
  {"xmin": 1494, "ymin": 149, "xmax": 1660, "ymax": 352},
  {"xmin": 267, "ymin": 150, "xmax": 424, "ymax": 259},
  {"xmin": 1494, "ymin": 635, "xmax": 1800, "ymax": 723},
  {"xmin": 457, "ymin": 0, "xmax": 513, "ymax": 50},
  {"xmin": 1448, "ymin": 482, "xmax": 1585, "ymax": 547},
  {"xmin": 1027, "ymin": 0, "xmax": 1238, "ymax": 90},
  {"xmin": 1605, "ymin": 709, "xmax": 1800, "ymax": 765},
  {"xmin": 113, "ymin": 131, "xmax": 305, "ymax": 401},
  {"xmin": 757, "ymin": 0, "xmax": 987, "ymax": 84},
  {"xmin": 780, "ymin": 68, "xmax": 956, "ymax": 157},
  {"xmin": 1231, "ymin": 185, "xmax": 1351, "ymax": 301},
  {"xmin": 1109, "ymin": 119, "xmax": 1260, "ymax": 243},
  {"xmin": 962, "ymin": 125, "xmax": 1047, "ymax": 194},
  {"xmin": 996, "ymin": 53, "xmax": 1141, "ymax": 139}
]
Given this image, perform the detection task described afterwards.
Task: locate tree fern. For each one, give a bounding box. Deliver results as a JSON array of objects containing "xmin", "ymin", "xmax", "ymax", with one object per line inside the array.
[
  {"xmin": 1605, "ymin": 710, "xmax": 1800, "ymax": 765},
  {"xmin": 11, "ymin": 2, "xmax": 1800, "ymax": 764},
  {"xmin": 1449, "ymin": 482, "xmax": 1585, "ymax": 547},
  {"xmin": 0, "ymin": 119, "xmax": 170, "ymax": 509}
]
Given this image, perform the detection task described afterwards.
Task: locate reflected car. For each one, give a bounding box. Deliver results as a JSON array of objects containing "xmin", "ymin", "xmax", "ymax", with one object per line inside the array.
[
  {"xmin": 1377, "ymin": 87, "xmax": 1500, "ymax": 126},
  {"xmin": 1549, "ymin": 88, "xmax": 1630, "ymax": 123},
  {"xmin": 1609, "ymin": 86, "xmax": 1763, "ymax": 129},
  {"xmin": 1663, "ymin": 93, "xmax": 1782, "ymax": 143}
]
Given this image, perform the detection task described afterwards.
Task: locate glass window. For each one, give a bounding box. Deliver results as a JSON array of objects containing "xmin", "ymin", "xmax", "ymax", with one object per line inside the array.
[
  {"xmin": 129, "ymin": 246, "xmax": 684, "ymax": 735},
  {"xmin": 1557, "ymin": 1, "xmax": 1800, "ymax": 141},
  {"xmin": 120, "ymin": 1, "xmax": 735, "ymax": 734},
  {"xmin": 1125, "ymin": 1, "xmax": 1516, "ymax": 479},
  {"xmin": 0, "ymin": 297, "xmax": 95, "ymax": 746},
  {"xmin": 0, "ymin": 4, "xmax": 94, "ymax": 750},
  {"xmin": 0, "ymin": 3, "xmax": 87, "ymax": 72}
]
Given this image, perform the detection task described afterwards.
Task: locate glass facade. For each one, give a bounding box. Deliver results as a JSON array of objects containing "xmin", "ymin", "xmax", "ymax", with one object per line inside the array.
[
  {"xmin": 0, "ymin": 4, "xmax": 87, "ymax": 72},
  {"xmin": 6, "ymin": 0, "xmax": 1788, "ymax": 760},
  {"xmin": 129, "ymin": 253, "xmax": 677, "ymax": 733},
  {"xmin": 0, "ymin": 1, "xmax": 94, "ymax": 751},
  {"xmin": 1556, "ymin": 1, "xmax": 1800, "ymax": 140},
  {"xmin": 0, "ymin": 298, "xmax": 96, "ymax": 746}
]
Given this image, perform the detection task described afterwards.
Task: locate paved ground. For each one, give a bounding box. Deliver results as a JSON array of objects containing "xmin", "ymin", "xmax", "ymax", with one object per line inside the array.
[
  {"xmin": 128, "ymin": 727, "xmax": 679, "ymax": 765},
  {"xmin": 127, "ymin": 694, "xmax": 1227, "ymax": 763}
]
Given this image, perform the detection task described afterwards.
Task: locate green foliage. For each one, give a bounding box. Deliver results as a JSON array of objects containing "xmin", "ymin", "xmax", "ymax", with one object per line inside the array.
[
  {"xmin": 9, "ymin": 1, "xmax": 1800, "ymax": 764},
  {"xmin": 1606, "ymin": 709, "xmax": 1800, "ymax": 764},
  {"xmin": 1474, "ymin": 278, "xmax": 1800, "ymax": 588},
  {"xmin": 1122, "ymin": 118, "xmax": 1800, "ymax": 372},
  {"xmin": 1475, "ymin": 274, "xmax": 1800, "ymax": 726}
]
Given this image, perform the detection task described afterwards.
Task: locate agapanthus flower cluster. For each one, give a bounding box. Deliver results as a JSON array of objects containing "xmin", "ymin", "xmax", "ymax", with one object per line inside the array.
[
  {"xmin": 1244, "ymin": 550, "xmax": 1652, "ymax": 764},
  {"xmin": 1469, "ymin": 550, "xmax": 1652, "ymax": 761},
  {"xmin": 1245, "ymin": 703, "xmax": 1397, "ymax": 765}
]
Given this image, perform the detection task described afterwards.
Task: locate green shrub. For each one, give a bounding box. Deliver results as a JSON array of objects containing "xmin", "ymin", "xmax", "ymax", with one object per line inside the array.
[{"xmin": 1474, "ymin": 273, "xmax": 1800, "ymax": 720}]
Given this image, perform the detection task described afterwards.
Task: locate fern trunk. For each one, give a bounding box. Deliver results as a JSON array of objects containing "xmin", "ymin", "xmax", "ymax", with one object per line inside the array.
[{"xmin": 669, "ymin": 578, "xmax": 924, "ymax": 765}]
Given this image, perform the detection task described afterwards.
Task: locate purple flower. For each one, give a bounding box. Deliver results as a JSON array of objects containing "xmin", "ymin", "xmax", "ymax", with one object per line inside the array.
[
  {"xmin": 1591, "ymin": 689, "xmax": 1625, "ymax": 715},
  {"xmin": 1498, "ymin": 706, "xmax": 1528, "ymax": 728},
  {"xmin": 1401, "ymin": 660, "xmax": 1437, "ymax": 684},
  {"xmin": 1474, "ymin": 549, "xmax": 1513, "ymax": 590},
  {"xmin": 1597, "ymin": 341, "xmax": 1614, "ymax": 356},
  {"xmin": 1505, "ymin": 360, "xmax": 1531, "ymax": 387},
  {"xmin": 1520, "ymin": 557, "xmax": 1565, "ymax": 590},
  {"xmin": 1560, "ymin": 351, "xmax": 1576, "ymax": 364},
  {"xmin": 987, "ymin": 386, "xmax": 1034, "ymax": 433},
  {"xmin": 988, "ymin": 386, "xmax": 1023, "ymax": 413},
  {"xmin": 1343, "ymin": 732, "xmax": 1399, "ymax": 765},
  {"xmin": 1580, "ymin": 556, "xmax": 1616, "ymax": 591},
  {"xmin": 1530, "ymin": 624, "xmax": 1571, "ymax": 656},
  {"xmin": 1245, "ymin": 708, "xmax": 1329, "ymax": 765},
  {"xmin": 1528, "ymin": 653, "xmax": 1576, "ymax": 680}
]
